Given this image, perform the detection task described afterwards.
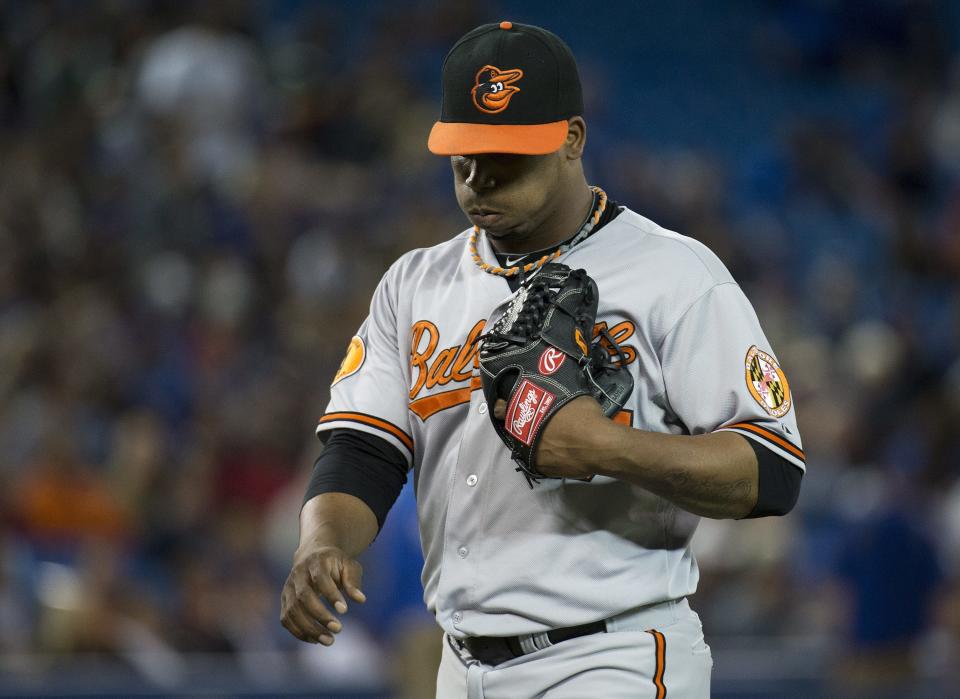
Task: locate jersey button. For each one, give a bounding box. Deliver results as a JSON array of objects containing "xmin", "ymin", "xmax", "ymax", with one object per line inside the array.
[
  {"xmin": 453, "ymin": 612, "xmax": 463, "ymax": 624},
  {"xmin": 466, "ymin": 474, "xmax": 478, "ymax": 487},
  {"xmin": 458, "ymin": 546, "xmax": 469, "ymax": 558},
  {"xmin": 478, "ymin": 402, "xmax": 488, "ymax": 414}
]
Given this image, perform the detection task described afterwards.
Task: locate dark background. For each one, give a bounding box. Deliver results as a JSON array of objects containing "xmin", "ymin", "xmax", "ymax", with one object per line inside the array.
[{"xmin": 0, "ymin": 1, "xmax": 958, "ymax": 697}]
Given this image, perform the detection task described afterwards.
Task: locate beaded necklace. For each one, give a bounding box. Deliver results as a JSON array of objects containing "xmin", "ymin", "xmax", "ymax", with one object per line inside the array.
[{"xmin": 469, "ymin": 186, "xmax": 607, "ymax": 277}]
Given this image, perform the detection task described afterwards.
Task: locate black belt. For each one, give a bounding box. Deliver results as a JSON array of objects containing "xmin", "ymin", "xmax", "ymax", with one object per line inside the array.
[{"xmin": 461, "ymin": 620, "xmax": 607, "ymax": 666}]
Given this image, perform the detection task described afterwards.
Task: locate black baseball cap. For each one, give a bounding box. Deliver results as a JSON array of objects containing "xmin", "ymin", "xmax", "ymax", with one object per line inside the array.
[{"xmin": 428, "ymin": 21, "xmax": 583, "ymax": 156}]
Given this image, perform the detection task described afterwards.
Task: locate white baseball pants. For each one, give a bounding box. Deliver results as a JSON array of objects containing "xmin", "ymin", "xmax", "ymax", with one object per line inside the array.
[{"xmin": 436, "ymin": 598, "xmax": 712, "ymax": 699}]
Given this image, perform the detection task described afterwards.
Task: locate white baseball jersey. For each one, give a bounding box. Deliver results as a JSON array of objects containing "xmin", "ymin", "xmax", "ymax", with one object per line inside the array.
[{"xmin": 318, "ymin": 206, "xmax": 804, "ymax": 638}]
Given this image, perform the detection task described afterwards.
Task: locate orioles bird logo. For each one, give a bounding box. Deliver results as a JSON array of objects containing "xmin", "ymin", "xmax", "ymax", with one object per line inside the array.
[{"xmin": 471, "ymin": 65, "xmax": 524, "ymax": 114}]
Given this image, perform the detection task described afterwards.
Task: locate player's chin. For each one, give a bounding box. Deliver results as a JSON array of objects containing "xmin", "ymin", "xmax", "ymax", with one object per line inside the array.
[
  {"xmin": 467, "ymin": 210, "xmax": 509, "ymax": 231},
  {"xmin": 470, "ymin": 214, "xmax": 523, "ymax": 238}
]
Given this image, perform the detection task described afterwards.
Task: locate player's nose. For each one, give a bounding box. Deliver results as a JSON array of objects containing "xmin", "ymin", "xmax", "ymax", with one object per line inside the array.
[{"xmin": 463, "ymin": 157, "xmax": 497, "ymax": 192}]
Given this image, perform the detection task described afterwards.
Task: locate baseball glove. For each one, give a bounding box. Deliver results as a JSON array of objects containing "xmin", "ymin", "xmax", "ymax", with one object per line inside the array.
[{"xmin": 478, "ymin": 263, "xmax": 634, "ymax": 485}]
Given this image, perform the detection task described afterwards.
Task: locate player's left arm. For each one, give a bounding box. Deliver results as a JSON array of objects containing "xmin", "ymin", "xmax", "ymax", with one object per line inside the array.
[
  {"xmin": 532, "ymin": 398, "xmax": 763, "ymax": 519},
  {"xmin": 525, "ymin": 281, "xmax": 804, "ymax": 520}
]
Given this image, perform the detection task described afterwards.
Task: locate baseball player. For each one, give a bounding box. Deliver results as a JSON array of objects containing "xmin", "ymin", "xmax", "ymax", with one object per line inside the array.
[{"xmin": 281, "ymin": 21, "xmax": 804, "ymax": 699}]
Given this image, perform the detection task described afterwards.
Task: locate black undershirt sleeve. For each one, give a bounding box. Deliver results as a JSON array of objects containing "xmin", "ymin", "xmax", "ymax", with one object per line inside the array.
[
  {"xmin": 303, "ymin": 429, "xmax": 408, "ymax": 531},
  {"xmin": 743, "ymin": 439, "xmax": 803, "ymax": 518}
]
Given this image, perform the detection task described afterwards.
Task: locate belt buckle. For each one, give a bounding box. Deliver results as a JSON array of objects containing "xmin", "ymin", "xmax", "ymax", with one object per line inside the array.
[{"xmin": 517, "ymin": 631, "xmax": 553, "ymax": 655}]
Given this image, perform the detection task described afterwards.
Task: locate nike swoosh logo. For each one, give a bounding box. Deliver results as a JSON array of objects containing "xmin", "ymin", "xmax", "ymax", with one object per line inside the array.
[{"xmin": 505, "ymin": 256, "xmax": 525, "ymax": 267}]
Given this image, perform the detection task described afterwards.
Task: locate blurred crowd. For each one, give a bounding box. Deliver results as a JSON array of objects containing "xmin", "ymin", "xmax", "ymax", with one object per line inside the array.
[{"xmin": 0, "ymin": 0, "xmax": 958, "ymax": 696}]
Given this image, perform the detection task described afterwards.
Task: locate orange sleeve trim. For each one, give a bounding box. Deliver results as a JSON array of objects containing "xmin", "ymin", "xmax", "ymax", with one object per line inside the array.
[
  {"xmin": 318, "ymin": 412, "xmax": 414, "ymax": 453},
  {"xmin": 646, "ymin": 629, "xmax": 666, "ymax": 699},
  {"xmin": 723, "ymin": 421, "xmax": 804, "ymax": 461}
]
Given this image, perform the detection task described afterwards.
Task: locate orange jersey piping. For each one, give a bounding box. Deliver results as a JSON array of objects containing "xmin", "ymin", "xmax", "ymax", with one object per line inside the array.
[
  {"xmin": 722, "ymin": 421, "xmax": 804, "ymax": 462},
  {"xmin": 318, "ymin": 412, "xmax": 414, "ymax": 453}
]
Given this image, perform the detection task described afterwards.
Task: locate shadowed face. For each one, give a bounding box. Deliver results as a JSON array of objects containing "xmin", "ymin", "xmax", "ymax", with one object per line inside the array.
[
  {"xmin": 451, "ymin": 151, "xmax": 565, "ymax": 243},
  {"xmin": 449, "ymin": 117, "xmax": 589, "ymax": 253}
]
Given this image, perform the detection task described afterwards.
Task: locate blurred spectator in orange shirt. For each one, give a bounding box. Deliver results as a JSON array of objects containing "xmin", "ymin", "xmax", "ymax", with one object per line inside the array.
[{"xmin": 13, "ymin": 434, "xmax": 130, "ymax": 548}]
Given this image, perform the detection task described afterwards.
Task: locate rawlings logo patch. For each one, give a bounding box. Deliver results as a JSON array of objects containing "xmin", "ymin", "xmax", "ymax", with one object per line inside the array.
[
  {"xmin": 505, "ymin": 379, "xmax": 555, "ymax": 445},
  {"xmin": 538, "ymin": 347, "xmax": 566, "ymax": 375}
]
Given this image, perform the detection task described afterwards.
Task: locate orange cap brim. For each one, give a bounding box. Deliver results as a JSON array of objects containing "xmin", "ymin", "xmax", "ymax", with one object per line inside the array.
[{"xmin": 427, "ymin": 120, "xmax": 569, "ymax": 156}]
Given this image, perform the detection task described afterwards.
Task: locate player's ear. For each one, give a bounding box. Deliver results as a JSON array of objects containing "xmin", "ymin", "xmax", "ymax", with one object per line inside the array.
[{"xmin": 562, "ymin": 117, "xmax": 586, "ymax": 160}]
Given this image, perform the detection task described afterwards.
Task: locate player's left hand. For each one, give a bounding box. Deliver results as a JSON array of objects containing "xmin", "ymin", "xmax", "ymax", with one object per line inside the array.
[{"xmin": 493, "ymin": 395, "xmax": 607, "ymax": 479}]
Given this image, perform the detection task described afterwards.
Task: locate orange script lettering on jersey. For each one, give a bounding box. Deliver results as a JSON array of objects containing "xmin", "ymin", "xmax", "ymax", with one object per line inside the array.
[
  {"xmin": 409, "ymin": 320, "xmax": 486, "ymax": 400},
  {"xmin": 407, "ymin": 318, "xmax": 637, "ymax": 422},
  {"xmin": 593, "ymin": 320, "xmax": 638, "ymax": 366}
]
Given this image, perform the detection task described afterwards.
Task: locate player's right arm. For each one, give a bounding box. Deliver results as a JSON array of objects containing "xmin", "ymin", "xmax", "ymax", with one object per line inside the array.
[
  {"xmin": 281, "ymin": 259, "xmax": 414, "ymax": 645},
  {"xmin": 280, "ymin": 492, "xmax": 376, "ymax": 644},
  {"xmin": 281, "ymin": 426, "xmax": 409, "ymax": 644}
]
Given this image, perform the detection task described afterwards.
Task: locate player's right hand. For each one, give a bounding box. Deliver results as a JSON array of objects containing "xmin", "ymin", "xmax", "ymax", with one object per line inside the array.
[{"xmin": 280, "ymin": 544, "xmax": 366, "ymax": 645}]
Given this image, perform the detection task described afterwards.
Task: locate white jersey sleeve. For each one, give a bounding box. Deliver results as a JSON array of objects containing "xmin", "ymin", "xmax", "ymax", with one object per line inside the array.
[
  {"xmin": 317, "ymin": 262, "xmax": 414, "ymax": 465},
  {"xmin": 659, "ymin": 281, "xmax": 805, "ymax": 471}
]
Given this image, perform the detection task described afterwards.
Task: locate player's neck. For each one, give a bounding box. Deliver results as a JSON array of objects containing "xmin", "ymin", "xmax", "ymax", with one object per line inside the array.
[{"xmin": 490, "ymin": 181, "xmax": 595, "ymax": 255}]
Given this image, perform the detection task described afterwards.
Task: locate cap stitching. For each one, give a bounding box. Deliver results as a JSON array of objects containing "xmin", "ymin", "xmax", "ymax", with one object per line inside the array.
[
  {"xmin": 495, "ymin": 23, "xmax": 506, "ymax": 69},
  {"xmin": 512, "ymin": 27, "xmax": 571, "ymax": 117}
]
